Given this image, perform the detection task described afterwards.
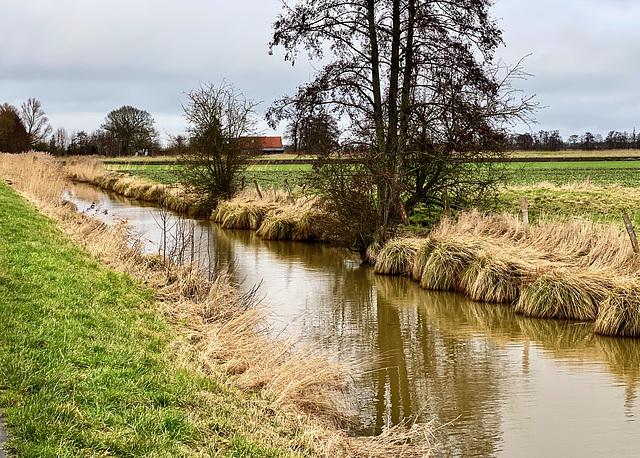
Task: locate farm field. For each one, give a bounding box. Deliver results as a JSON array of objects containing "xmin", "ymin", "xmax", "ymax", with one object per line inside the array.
[{"xmin": 103, "ymin": 155, "xmax": 640, "ymax": 227}]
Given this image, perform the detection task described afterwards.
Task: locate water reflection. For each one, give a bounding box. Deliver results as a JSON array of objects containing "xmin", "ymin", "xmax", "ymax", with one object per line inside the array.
[{"xmin": 66, "ymin": 183, "xmax": 640, "ymax": 457}]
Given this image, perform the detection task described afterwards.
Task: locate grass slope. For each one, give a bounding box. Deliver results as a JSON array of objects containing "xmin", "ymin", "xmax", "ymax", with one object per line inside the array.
[{"xmin": 0, "ymin": 183, "xmax": 303, "ymax": 457}]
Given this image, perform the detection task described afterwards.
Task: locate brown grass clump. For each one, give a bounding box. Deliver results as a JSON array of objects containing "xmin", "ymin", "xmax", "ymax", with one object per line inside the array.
[
  {"xmin": 595, "ymin": 277, "xmax": 640, "ymax": 337},
  {"xmin": 515, "ymin": 268, "xmax": 611, "ymax": 321},
  {"xmin": 458, "ymin": 248, "xmax": 539, "ymax": 304},
  {"xmin": 410, "ymin": 237, "xmax": 439, "ymax": 281},
  {"xmin": 256, "ymin": 196, "xmax": 327, "ymax": 242},
  {"xmin": 420, "ymin": 237, "xmax": 484, "ymax": 291},
  {"xmin": 374, "ymin": 237, "xmax": 425, "ymax": 276},
  {"xmin": 213, "ymin": 189, "xmax": 285, "ymax": 230}
]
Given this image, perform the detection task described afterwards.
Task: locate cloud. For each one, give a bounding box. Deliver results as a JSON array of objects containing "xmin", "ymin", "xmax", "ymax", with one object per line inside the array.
[{"xmin": 2, "ymin": 0, "xmax": 639, "ymax": 141}]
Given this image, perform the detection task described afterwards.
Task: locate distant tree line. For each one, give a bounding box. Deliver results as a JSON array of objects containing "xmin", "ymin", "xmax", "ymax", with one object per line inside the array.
[
  {"xmin": 507, "ymin": 129, "xmax": 640, "ymax": 151},
  {"xmin": 0, "ymin": 99, "xmax": 164, "ymax": 156}
]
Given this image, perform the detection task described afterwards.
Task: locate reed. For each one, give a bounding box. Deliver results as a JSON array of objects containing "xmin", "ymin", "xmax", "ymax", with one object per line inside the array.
[
  {"xmin": 410, "ymin": 237, "xmax": 439, "ymax": 281},
  {"xmin": 595, "ymin": 278, "xmax": 640, "ymax": 337},
  {"xmin": 256, "ymin": 196, "xmax": 327, "ymax": 242},
  {"xmin": 458, "ymin": 248, "xmax": 535, "ymax": 304},
  {"xmin": 420, "ymin": 237, "xmax": 483, "ymax": 291},
  {"xmin": 515, "ymin": 268, "xmax": 610, "ymax": 321},
  {"xmin": 374, "ymin": 237, "xmax": 425, "ymax": 276}
]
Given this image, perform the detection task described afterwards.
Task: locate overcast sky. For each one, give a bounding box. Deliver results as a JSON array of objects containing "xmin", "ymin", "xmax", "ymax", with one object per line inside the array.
[{"xmin": 2, "ymin": 0, "xmax": 639, "ymax": 144}]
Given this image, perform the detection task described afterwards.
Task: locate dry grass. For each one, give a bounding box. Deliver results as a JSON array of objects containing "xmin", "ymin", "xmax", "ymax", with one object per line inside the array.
[
  {"xmin": 595, "ymin": 277, "xmax": 640, "ymax": 337},
  {"xmin": 0, "ymin": 151, "xmax": 435, "ymax": 456},
  {"xmin": 374, "ymin": 237, "xmax": 426, "ymax": 276},
  {"xmin": 515, "ymin": 268, "xmax": 611, "ymax": 321},
  {"xmin": 458, "ymin": 248, "xmax": 538, "ymax": 304},
  {"xmin": 420, "ymin": 237, "xmax": 484, "ymax": 291},
  {"xmin": 255, "ymin": 196, "xmax": 327, "ymax": 242}
]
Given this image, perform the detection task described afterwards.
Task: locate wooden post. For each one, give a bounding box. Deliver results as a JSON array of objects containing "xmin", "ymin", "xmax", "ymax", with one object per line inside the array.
[
  {"xmin": 241, "ymin": 176, "xmax": 245, "ymax": 190},
  {"xmin": 443, "ymin": 188, "xmax": 452, "ymax": 218},
  {"xmin": 623, "ymin": 213, "xmax": 640, "ymax": 254},
  {"xmin": 284, "ymin": 179, "xmax": 293, "ymax": 197},
  {"xmin": 397, "ymin": 198, "xmax": 410, "ymax": 226},
  {"xmin": 521, "ymin": 197, "xmax": 530, "ymax": 232},
  {"xmin": 585, "ymin": 175, "xmax": 591, "ymax": 186},
  {"xmin": 253, "ymin": 180, "xmax": 262, "ymax": 199}
]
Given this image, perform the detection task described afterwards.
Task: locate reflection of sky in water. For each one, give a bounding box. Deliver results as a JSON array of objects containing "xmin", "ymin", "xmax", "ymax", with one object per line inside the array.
[{"xmin": 66, "ymin": 182, "xmax": 640, "ymax": 457}]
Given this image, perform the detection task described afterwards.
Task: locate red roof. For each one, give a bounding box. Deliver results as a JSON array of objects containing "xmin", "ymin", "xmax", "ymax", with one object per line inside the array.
[{"xmin": 240, "ymin": 136, "xmax": 283, "ymax": 150}]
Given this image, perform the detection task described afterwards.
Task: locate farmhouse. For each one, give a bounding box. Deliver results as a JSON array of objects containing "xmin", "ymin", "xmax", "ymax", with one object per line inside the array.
[{"xmin": 240, "ymin": 136, "xmax": 284, "ymax": 154}]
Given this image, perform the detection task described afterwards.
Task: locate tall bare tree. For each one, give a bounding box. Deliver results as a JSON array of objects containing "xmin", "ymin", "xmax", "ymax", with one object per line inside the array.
[
  {"xmin": 20, "ymin": 98, "xmax": 52, "ymax": 148},
  {"xmin": 269, "ymin": 0, "xmax": 536, "ymax": 253}
]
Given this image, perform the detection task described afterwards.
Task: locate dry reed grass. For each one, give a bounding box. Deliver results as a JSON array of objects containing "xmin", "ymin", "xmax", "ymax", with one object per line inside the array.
[
  {"xmin": 256, "ymin": 196, "xmax": 327, "ymax": 242},
  {"xmin": 595, "ymin": 277, "xmax": 640, "ymax": 337},
  {"xmin": 0, "ymin": 151, "xmax": 435, "ymax": 456},
  {"xmin": 374, "ymin": 237, "xmax": 426, "ymax": 276},
  {"xmin": 458, "ymin": 248, "xmax": 538, "ymax": 304},
  {"xmin": 64, "ymin": 156, "xmax": 206, "ymax": 216},
  {"xmin": 515, "ymin": 268, "xmax": 611, "ymax": 321},
  {"xmin": 420, "ymin": 237, "xmax": 484, "ymax": 291},
  {"xmin": 410, "ymin": 238, "xmax": 439, "ymax": 281}
]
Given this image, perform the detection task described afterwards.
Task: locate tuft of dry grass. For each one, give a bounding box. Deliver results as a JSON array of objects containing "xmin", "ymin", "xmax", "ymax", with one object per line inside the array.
[
  {"xmin": 374, "ymin": 237, "xmax": 426, "ymax": 276},
  {"xmin": 420, "ymin": 237, "xmax": 484, "ymax": 291},
  {"xmin": 458, "ymin": 248, "xmax": 540, "ymax": 304},
  {"xmin": 255, "ymin": 196, "xmax": 327, "ymax": 242},
  {"xmin": 595, "ymin": 277, "xmax": 640, "ymax": 337},
  {"xmin": 515, "ymin": 268, "xmax": 611, "ymax": 321},
  {"xmin": 410, "ymin": 238, "xmax": 439, "ymax": 281}
]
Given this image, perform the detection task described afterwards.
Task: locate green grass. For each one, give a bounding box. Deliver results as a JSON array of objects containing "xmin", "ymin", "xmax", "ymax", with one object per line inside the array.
[
  {"xmin": 106, "ymin": 162, "xmax": 315, "ymax": 190},
  {"xmin": 505, "ymin": 161, "xmax": 640, "ymax": 187},
  {"xmin": 0, "ymin": 182, "xmax": 309, "ymax": 457}
]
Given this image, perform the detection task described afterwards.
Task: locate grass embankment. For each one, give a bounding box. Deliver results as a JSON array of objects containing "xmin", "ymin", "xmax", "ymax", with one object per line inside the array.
[
  {"xmin": 0, "ymin": 182, "xmax": 310, "ymax": 457},
  {"xmin": 1, "ymin": 152, "xmax": 434, "ymax": 457}
]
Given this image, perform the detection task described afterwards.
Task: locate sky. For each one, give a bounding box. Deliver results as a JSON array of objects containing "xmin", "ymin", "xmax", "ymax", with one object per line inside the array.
[{"xmin": 2, "ymin": 0, "xmax": 640, "ymax": 144}]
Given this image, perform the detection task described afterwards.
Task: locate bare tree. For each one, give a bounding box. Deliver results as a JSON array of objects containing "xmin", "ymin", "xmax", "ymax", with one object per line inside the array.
[
  {"xmin": 48, "ymin": 127, "xmax": 70, "ymax": 156},
  {"xmin": 269, "ymin": 0, "xmax": 537, "ymax": 254},
  {"xmin": 101, "ymin": 105, "xmax": 158, "ymax": 156},
  {"xmin": 179, "ymin": 81, "xmax": 260, "ymax": 207},
  {"xmin": 20, "ymin": 98, "xmax": 52, "ymax": 148}
]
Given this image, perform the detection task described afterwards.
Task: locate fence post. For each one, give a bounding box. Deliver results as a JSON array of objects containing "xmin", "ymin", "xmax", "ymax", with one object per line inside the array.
[
  {"xmin": 284, "ymin": 179, "xmax": 293, "ymax": 197},
  {"xmin": 585, "ymin": 175, "xmax": 591, "ymax": 186},
  {"xmin": 254, "ymin": 180, "xmax": 263, "ymax": 199},
  {"xmin": 521, "ymin": 197, "xmax": 530, "ymax": 232},
  {"xmin": 623, "ymin": 213, "xmax": 640, "ymax": 254}
]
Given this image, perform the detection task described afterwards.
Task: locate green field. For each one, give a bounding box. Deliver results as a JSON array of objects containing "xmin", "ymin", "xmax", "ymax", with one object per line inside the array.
[
  {"xmin": 104, "ymin": 158, "xmax": 640, "ymax": 227},
  {"xmin": 506, "ymin": 161, "xmax": 640, "ymax": 187},
  {"xmin": 106, "ymin": 162, "xmax": 315, "ymax": 190}
]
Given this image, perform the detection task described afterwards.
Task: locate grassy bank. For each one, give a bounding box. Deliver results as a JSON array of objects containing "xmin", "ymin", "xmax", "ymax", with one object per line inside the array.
[{"xmin": 0, "ymin": 182, "xmax": 312, "ymax": 456}]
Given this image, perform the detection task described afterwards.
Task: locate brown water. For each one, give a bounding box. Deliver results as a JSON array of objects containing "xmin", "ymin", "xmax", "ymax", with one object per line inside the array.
[{"xmin": 65, "ymin": 183, "xmax": 640, "ymax": 457}]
